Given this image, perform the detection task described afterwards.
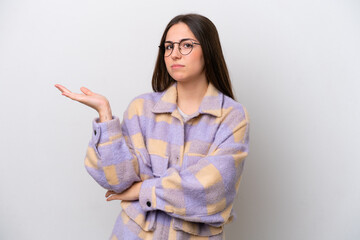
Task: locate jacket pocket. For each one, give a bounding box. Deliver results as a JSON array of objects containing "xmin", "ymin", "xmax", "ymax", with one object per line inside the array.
[
  {"xmin": 120, "ymin": 201, "xmax": 157, "ymax": 232},
  {"xmin": 172, "ymin": 218, "xmax": 223, "ymax": 237},
  {"xmin": 150, "ymin": 154, "xmax": 169, "ymax": 177}
]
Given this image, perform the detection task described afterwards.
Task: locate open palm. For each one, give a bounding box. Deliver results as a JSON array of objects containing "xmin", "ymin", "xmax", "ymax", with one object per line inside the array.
[{"xmin": 55, "ymin": 84, "xmax": 112, "ymax": 122}]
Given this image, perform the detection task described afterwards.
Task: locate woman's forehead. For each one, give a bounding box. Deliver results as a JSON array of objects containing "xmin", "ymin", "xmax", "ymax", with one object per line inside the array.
[{"xmin": 165, "ymin": 23, "xmax": 197, "ymax": 41}]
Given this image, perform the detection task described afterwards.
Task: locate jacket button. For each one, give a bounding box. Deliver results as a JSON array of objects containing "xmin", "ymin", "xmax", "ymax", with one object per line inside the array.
[
  {"xmin": 94, "ymin": 130, "xmax": 97, "ymax": 135},
  {"xmin": 146, "ymin": 201, "xmax": 151, "ymax": 207}
]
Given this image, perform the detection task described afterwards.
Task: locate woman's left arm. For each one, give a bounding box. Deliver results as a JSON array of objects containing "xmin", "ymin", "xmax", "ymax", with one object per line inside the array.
[{"xmin": 138, "ymin": 107, "xmax": 250, "ymax": 227}]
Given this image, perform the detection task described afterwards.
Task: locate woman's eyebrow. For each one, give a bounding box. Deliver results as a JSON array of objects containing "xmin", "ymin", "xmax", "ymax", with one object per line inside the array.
[{"xmin": 164, "ymin": 38, "xmax": 195, "ymax": 43}]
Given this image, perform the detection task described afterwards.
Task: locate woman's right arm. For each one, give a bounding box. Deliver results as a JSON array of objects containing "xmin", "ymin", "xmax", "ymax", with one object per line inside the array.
[{"xmin": 55, "ymin": 84, "xmax": 152, "ymax": 193}]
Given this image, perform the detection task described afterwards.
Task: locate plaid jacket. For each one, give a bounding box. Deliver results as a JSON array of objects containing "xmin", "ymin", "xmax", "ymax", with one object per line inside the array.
[{"xmin": 84, "ymin": 82, "xmax": 250, "ymax": 239}]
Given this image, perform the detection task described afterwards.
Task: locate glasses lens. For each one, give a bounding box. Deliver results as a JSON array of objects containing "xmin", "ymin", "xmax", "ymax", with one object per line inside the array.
[
  {"xmin": 179, "ymin": 40, "xmax": 193, "ymax": 55},
  {"xmin": 164, "ymin": 43, "xmax": 173, "ymax": 57}
]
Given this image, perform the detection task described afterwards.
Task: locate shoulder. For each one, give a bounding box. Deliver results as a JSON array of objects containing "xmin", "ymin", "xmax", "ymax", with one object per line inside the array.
[
  {"xmin": 221, "ymin": 95, "xmax": 249, "ymax": 124},
  {"xmin": 127, "ymin": 91, "xmax": 162, "ymax": 107},
  {"xmin": 124, "ymin": 91, "xmax": 164, "ymax": 117},
  {"xmin": 214, "ymin": 95, "xmax": 250, "ymax": 143}
]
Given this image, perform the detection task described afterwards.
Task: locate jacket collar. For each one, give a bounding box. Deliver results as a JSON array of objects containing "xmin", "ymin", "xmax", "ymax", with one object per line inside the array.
[{"xmin": 151, "ymin": 81, "xmax": 223, "ymax": 118}]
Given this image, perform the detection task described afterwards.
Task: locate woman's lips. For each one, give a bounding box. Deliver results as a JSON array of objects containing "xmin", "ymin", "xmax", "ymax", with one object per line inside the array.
[{"xmin": 171, "ymin": 64, "xmax": 185, "ymax": 69}]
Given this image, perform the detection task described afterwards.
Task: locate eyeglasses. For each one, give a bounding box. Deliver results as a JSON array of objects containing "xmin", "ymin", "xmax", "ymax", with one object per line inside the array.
[{"xmin": 160, "ymin": 38, "xmax": 201, "ymax": 57}]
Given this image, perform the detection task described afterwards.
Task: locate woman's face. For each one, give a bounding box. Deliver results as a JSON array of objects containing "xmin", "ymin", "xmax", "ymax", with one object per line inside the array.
[{"xmin": 164, "ymin": 22, "xmax": 206, "ymax": 84}]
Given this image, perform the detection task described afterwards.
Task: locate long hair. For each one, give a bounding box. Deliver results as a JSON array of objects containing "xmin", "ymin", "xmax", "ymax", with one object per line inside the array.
[{"xmin": 152, "ymin": 14, "xmax": 235, "ymax": 100}]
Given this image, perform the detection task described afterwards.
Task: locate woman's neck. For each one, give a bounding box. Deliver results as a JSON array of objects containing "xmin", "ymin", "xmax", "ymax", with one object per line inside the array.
[{"xmin": 176, "ymin": 78, "xmax": 208, "ymax": 115}]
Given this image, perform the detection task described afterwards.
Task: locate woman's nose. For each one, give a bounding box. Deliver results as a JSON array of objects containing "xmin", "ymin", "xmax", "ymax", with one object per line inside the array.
[{"xmin": 171, "ymin": 45, "xmax": 182, "ymax": 59}]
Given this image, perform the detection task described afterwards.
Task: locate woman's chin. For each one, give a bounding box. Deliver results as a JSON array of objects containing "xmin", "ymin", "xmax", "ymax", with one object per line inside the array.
[{"xmin": 170, "ymin": 76, "xmax": 188, "ymax": 83}]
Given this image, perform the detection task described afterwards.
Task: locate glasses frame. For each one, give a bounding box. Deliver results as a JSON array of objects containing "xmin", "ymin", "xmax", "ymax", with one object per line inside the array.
[{"xmin": 159, "ymin": 38, "xmax": 201, "ymax": 57}]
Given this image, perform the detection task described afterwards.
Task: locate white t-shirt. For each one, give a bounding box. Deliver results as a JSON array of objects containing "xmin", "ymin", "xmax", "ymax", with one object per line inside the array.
[{"xmin": 177, "ymin": 106, "xmax": 197, "ymax": 122}]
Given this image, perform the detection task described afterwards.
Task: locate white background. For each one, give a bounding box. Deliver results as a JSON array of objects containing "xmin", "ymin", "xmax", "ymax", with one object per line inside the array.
[{"xmin": 1, "ymin": 0, "xmax": 359, "ymax": 239}]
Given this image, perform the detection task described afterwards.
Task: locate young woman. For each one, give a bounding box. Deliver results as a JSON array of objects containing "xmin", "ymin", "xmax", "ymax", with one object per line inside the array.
[{"xmin": 55, "ymin": 13, "xmax": 249, "ymax": 240}]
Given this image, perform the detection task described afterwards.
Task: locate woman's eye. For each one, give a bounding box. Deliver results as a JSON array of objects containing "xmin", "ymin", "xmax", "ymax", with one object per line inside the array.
[
  {"xmin": 165, "ymin": 45, "xmax": 173, "ymax": 50},
  {"xmin": 182, "ymin": 43, "xmax": 193, "ymax": 49}
]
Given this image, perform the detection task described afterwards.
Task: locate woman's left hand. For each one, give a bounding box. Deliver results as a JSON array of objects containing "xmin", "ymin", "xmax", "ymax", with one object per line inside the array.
[{"xmin": 105, "ymin": 182, "xmax": 143, "ymax": 201}]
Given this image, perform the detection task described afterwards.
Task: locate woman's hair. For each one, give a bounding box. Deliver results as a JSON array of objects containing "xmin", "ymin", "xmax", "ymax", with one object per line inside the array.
[{"xmin": 152, "ymin": 13, "xmax": 235, "ymax": 100}]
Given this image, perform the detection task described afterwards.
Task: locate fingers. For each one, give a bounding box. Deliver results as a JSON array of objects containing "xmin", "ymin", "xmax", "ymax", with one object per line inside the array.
[
  {"xmin": 55, "ymin": 84, "xmax": 93, "ymax": 96},
  {"xmin": 105, "ymin": 190, "xmax": 120, "ymax": 201},
  {"xmin": 55, "ymin": 84, "xmax": 88, "ymax": 102},
  {"xmin": 105, "ymin": 190, "xmax": 116, "ymax": 198},
  {"xmin": 106, "ymin": 191, "xmax": 123, "ymax": 201},
  {"xmin": 106, "ymin": 194, "xmax": 122, "ymax": 201},
  {"xmin": 61, "ymin": 91, "xmax": 85, "ymax": 102},
  {"xmin": 54, "ymin": 84, "xmax": 72, "ymax": 94}
]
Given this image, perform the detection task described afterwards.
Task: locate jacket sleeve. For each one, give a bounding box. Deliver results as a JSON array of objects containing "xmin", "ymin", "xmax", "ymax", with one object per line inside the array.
[
  {"xmin": 84, "ymin": 98, "xmax": 153, "ymax": 193},
  {"xmin": 138, "ymin": 107, "xmax": 250, "ymax": 227}
]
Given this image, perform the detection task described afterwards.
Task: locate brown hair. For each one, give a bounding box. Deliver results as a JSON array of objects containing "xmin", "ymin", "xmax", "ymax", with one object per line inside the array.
[{"xmin": 152, "ymin": 13, "xmax": 235, "ymax": 100}]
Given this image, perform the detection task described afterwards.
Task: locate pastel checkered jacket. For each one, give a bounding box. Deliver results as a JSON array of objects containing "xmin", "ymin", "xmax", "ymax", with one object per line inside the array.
[{"xmin": 84, "ymin": 82, "xmax": 250, "ymax": 239}]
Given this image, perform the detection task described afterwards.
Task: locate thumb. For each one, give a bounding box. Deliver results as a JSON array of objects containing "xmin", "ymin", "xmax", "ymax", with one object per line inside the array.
[{"xmin": 80, "ymin": 87, "xmax": 93, "ymax": 95}]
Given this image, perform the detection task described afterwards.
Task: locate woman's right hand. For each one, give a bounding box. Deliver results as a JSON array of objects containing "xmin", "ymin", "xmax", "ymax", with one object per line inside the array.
[{"xmin": 55, "ymin": 84, "xmax": 113, "ymax": 122}]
